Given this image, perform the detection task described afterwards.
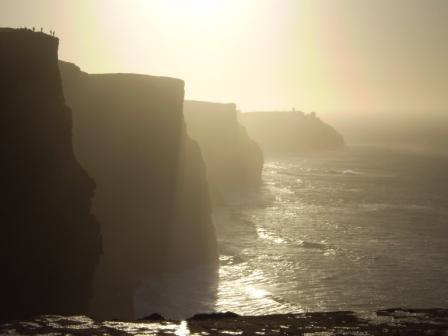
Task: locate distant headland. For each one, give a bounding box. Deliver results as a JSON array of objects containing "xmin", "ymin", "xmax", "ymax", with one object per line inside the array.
[{"xmin": 241, "ymin": 110, "xmax": 345, "ymax": 157}]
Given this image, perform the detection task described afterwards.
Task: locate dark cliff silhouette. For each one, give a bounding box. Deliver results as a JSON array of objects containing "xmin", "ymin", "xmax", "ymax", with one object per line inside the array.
[
  {"xmin": 184, "ymin": 101, "xmax": 263, "ymax": 202},
  {"xmin": 59, "ymin": 62, "xmax": 218, "ymax": 319},
  {"xmin": 241, "ymin": 111, "xmax": 345, "ymax": 157},
  {"xmin": 0, "ymin": 28, "xmax": 101, "ymax": 319}
]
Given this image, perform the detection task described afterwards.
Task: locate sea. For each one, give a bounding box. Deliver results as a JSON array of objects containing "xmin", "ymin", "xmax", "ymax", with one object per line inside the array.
[{"xmin": 135, "ymin": 145, "xmax": 448, "ymax": 319}]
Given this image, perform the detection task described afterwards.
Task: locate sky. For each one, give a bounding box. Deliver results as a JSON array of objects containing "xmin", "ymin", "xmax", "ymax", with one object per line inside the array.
[{"xmin": 1, "ymin": 0, "xmax": 447, "ymax": 118}]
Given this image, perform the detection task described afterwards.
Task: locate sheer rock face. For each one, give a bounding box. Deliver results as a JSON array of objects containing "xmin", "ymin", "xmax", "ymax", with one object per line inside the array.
[
  {"xmin": 183, "ymin": 101, "xmax": 263, "ymax": 202},
  {"xmin": 0, "ymin": 29, "xmax": 101, "ymax": 319},
  {"xmin": 241, "ymin": 111, "xmax": 345, "ymax": 157},
  {"xmin": 59, "ymin": 62, "xmax": 218, "ymax": 319}
]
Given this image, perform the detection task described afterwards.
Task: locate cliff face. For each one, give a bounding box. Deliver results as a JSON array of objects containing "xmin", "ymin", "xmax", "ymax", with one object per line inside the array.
[
  {"xmin": 241, "ymin": 111, "xmax": 345, "ymax": 157},
  {"xmin": 59, "ymin": 62, "xmax": 218, "ymax": 319},
  {"xmin": 183, "ymin": 101, "xmax": 263, "ymax": 201},
  {"xmin": 0, "ymin": 29, "xmax": 101, "ymax": 319}
]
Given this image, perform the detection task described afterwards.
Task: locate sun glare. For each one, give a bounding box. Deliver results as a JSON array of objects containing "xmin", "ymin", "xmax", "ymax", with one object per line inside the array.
[{"xmin": 156, "ymin": 0, "xmax": 238, "ymax": 21}]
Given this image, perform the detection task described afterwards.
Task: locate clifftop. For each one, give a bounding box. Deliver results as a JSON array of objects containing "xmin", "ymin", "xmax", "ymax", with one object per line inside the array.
[
  {"xmin": 89, "ymin": 73, "xmax": 184, "ymax": 86},
  {"xmin": 185, "ymin": 100, "xmax": 237, "ymax": 119},
  {"xmin": 0, "ymin": 28, "xmax": 63, "ymax": 103},
  {"xmin": 0, "ymin": 27, "xmax": 56, "ymax": 38},
  {"xmin": 59, "ymin": 60, "xmax": 184, "ymax": 89},
  {"xmin": 59, "ymin": 61, "xmax": 185, "ymax": 122}
]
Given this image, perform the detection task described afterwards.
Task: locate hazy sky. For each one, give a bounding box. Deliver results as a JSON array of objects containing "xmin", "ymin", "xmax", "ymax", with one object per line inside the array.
[{"xmin": 1, "ymin": 0, "xmax": 447, "ymax": 117}]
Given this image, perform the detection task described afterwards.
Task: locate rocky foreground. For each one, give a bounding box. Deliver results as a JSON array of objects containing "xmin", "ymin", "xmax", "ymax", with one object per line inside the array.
[{"xmin": 1, "ymin": 309, "xmax": 447, "ymax": 335}]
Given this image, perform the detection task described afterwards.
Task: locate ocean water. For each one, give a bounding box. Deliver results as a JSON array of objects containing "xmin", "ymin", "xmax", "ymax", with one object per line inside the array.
[
  {"xmin": 214, "ymin": 146, "xmax": 448, "ymax": 315},
  {"xmin": 134, "ymin": 146, "xmax": 448, "ymax": 319}
]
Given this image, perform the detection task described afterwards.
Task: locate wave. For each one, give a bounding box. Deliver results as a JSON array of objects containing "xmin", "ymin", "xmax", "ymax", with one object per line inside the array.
[{"xmin": 359, "ymin": 203, "xmax": 432, "ymax": 213}]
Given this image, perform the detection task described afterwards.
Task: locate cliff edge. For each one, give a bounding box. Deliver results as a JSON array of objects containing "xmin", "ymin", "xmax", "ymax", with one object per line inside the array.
[{"xmin": 0, "ymin": 28, "xmax": 101, "ymax": 319}]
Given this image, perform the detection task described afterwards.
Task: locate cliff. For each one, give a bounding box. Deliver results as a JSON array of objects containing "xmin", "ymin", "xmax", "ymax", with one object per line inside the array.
[
  {"xmin": 183, "ymin": 100, "xmax": 263, "ymax": 201},
  {"xmin": 59, "ymin": 62, "xmax": 218, "ymax": 319},
  {"xmin": 241, "ymin": 111, "xmax": 345, "ymax": 156},
  {"xmin": 0, "ymin": 28, "xmax": 101, "ymax": 319}
]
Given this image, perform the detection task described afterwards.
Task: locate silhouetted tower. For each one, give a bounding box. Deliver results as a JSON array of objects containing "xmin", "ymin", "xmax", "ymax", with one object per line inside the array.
[{"xmin": 32, "ymin": 27, "xmax": 35, "ymax": 31}]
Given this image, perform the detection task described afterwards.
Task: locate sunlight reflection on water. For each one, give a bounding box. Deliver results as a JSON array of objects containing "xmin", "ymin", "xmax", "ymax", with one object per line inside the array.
[
  {"xmin": 174, "ymin": 321, "xmax": 189, "ymax": 336},
  {"xmin": 214, "ymin": 148, "xmax": 448, "ymax": 316}
]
